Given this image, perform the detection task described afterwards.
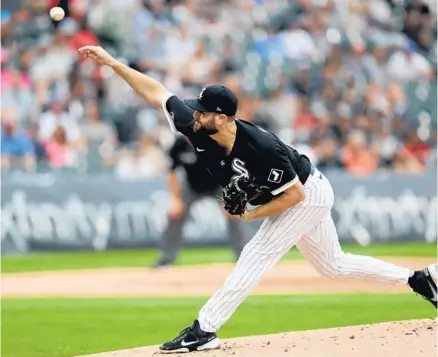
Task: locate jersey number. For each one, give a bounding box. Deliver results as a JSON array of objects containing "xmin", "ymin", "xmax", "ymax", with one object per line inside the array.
[{"xmin": 231, "ymin": 158, "xmax": 249, "ymax": 180}]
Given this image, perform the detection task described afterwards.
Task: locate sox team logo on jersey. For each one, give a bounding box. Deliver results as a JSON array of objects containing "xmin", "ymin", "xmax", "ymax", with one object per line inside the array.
[{"xmin": 231, "ymin": 158, "xmax": 249, "ymax": 180}]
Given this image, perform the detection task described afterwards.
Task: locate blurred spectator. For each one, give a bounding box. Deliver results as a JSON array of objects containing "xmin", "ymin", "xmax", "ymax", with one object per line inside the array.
[
  {"xmin": 38, "ymin": 101, "xmax": 83, "ymax": 148},
  {"xmin": 1, "ymin": 108, "xmax": 35, "ymax": 170},
  {"xmin": 402, "ymin": 0, "xmax": 431, "ymax": 44},
  {"xmin": 115, "ymin": 133, "xmax": 166, "ymax": 179},
  {"xmin": 1, "ymin": 10, "xmax": 12, "ymax": 47},
  {"xmin": 387, "ymin": 44, "xmax": 432, "ymax": 82},
  {"xmin": 281, "ymin": 22, "xmax": 319, "ymax": 62},
  {"xmin": 79, "ymin": 100, "xmax": 116, "ymax": 147},
  {"xmin": 43, "ymin": 125, "xmax": 80, "ymax": 168},
  {"xmin": 26, "ymin": 123, "xmax": 47, "ymax": 163},
  {"xmin": 254, "ymin": 84, "xmax": 298, "ymax": 134},
  {"xmin": 403, "ymin": 129, "xmax": 431, "ymax": 167},
  {"xmin": 1, "ymin": 68, "xmax": 36, "ymax": 123},
  {"xmin": 180, "ymin": 40, "xmax": 220, "ymax": 89},
  {"xmin": 342, "ymin": 130, "xmax": 379, "ymax": 175},
  {"xmin": 292, "ymin": 97, "xmax": 319, "ymax": 139},
  {"xmin": 315, "ymin": 137, "xmax": 342, "ymax": 169},
  {"xmin": 61, "ymin": 18, "xmax": 100, "ymax": 51},
  {"xmin": 79, "ymin": 100, "xmax": 117, "ymax": 169},
  {"xmin": 371, "ymin": 127, "xmax": 401, "ymax": 168},
  {"xmin": 393, "ymin": 147, "xmax": 425, "ymax": 174},
  {"xmin": 362, "ymin": 42, "xmax": 391, "ymax": 86}
]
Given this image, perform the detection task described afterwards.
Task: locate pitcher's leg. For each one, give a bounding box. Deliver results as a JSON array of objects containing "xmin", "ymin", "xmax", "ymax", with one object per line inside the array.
[
  {"xmin": 296, "ymin": 215, "xmax": 412, "ymax": 285},
  {"xmin": 227, "ymin": 216, "xmax": 249, "ymax": 261},
  {"xmin": 198, "ymin": 230, "xmax": 289, "ymax": 332},
  {"xmin": 297, "ymin": 215, "xmax": 437, "ymax": 307},
  {"xmin": 198, "ymin": 201, "xmax": 330, "ymax": 332},
  {"xmin": 158, "ymin": 175, "xmax": 337, "ymax": 353}
]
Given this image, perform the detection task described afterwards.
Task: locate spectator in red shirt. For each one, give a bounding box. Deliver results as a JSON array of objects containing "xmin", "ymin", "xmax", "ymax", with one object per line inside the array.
[
  {"xmin": 43, "ymin": 126, "xmax": 79, "ymax": 168},
  {"xmin": 293, "ymin": 98, "xmax": 318, "ymax": 135},
  {"xmin": 57, "ymin": 17, "xmax": 99, "ymax": 51},
  {"xmin": 403, "ymin": 129, "xmax": 430, "ymax": 167}
]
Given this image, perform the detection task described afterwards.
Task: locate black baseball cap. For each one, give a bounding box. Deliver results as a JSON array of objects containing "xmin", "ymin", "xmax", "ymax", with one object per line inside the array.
[{"xmin": 184, "ymin": 85, "xmax": 238, "ymax": 116}]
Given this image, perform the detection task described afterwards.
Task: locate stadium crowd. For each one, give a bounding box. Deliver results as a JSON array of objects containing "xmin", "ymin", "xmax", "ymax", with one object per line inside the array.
[{"xmin": 1, "ymin": 0, "xmax": 437, "ymax": 177}]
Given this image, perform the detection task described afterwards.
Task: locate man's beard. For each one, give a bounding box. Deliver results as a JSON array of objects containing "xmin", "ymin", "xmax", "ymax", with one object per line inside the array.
[{"xmin": 194, "ymin": 123, "xmax": 218, "ymax": 135}]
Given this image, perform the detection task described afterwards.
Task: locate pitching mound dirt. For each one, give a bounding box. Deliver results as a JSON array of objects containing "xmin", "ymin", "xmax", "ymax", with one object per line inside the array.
[{"xmin": 76, "ymin": 318, "xmax": 437, "ymax": 357}]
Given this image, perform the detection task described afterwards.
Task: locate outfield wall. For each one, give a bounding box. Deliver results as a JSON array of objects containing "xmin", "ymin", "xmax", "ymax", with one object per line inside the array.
[{"xmin": 1, "ymin": 171, "xmax": 436, "ymax": 254}]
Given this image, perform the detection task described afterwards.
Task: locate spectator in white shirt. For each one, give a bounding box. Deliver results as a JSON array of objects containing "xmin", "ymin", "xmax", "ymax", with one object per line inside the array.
[
  {"xmin": 38, "ymin": 101, "xmax": 83, "ymax": 149},
  {"xmin": 387, "ymin": 44, "xmax": 432, "ymax": 82},
  {"xmin": 281, "ymin": 25, "xmax": 319, "ymax": 62}
]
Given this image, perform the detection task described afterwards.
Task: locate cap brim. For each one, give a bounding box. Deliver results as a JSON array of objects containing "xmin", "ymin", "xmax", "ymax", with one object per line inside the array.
[{"xmin": 184, "ymin": 99, "xmax": 209, "ymax": 113}]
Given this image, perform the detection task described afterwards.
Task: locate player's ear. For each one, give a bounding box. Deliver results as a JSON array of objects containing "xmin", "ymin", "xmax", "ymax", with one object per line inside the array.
[
  {"xmin": 193, "ymin": 111, "xmax": 201, "ymax": 120},
  {"xmin": 216, "ymin": 113, "xmax": 227, "ymax": 123}
]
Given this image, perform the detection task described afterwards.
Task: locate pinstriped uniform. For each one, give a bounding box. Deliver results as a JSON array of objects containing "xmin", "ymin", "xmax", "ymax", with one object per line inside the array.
[
  {"xmin": 198, "ymin": 170, "xmax": 411, "ymax": 333},
  {"xmin": 160, "ymin": 94, "xmax": 412, "ymax": 334}
]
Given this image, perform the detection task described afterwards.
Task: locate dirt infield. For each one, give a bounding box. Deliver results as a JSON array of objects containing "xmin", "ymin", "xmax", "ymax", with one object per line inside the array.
[
  {"xmin": 1, "ymin": 257, "xmax": 432, "ymax": 297},
  {"xmin": 75, "ymin": 318, "xmax": 437, "ymax": 357}
]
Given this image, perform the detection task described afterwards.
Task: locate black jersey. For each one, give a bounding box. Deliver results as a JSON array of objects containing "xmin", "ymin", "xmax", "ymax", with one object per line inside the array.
[
  {"xmin": 162, "ymin": 95, "xmax": 312, "ymax": 205},
  {"xmin": 169, "ymin": 135, "xmax": 220, "ymax": 193}
]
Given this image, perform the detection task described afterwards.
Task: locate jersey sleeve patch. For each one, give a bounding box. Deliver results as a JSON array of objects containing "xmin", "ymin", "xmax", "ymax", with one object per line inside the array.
[
  {"xmin": 260, "ymin": 141, "xmax": 298, "ymax": 195},
  {"xmin": 267, "ymin": 169, "xmax": 283, "ymax": 184}
]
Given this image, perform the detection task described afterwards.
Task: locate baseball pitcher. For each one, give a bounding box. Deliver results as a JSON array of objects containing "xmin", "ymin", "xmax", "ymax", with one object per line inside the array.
[{"xmin": 79, "ymin": 46, "xmax": 437, "ymax": 354}]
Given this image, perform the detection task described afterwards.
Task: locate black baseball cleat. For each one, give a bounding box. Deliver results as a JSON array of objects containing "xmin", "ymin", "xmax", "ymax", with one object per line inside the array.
[
  {"xmin": 151, "ymin": 258, "xmax": 174, "ymax": 269},
  {"xmin": 408, "ymin": 264, "xmax": 437, "ymax": 308},
  {"xmin": 159, "ymin": 319, "xmax": 221, "ymax": 353}
]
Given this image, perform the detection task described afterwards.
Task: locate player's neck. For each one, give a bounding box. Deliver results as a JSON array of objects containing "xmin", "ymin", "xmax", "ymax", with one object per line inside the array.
[{"xmin": 211, "ymin": 121, "xmax": 237, "ymax": 155}]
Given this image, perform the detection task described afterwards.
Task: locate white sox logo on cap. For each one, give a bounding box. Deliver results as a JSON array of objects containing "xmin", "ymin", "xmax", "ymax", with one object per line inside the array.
[
  {"xmin": 184, "ymin": 84, "xmax": 238, "ymax": 116},
  {"xmin": 199, "ymin": 88, "xmax": 206, "ymax": 100}
]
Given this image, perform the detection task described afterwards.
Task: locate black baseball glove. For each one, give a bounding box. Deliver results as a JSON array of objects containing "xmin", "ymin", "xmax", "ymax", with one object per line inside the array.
[{"xmin": 222, "ymin": 175, "xmax": 261, "ymax": 216}]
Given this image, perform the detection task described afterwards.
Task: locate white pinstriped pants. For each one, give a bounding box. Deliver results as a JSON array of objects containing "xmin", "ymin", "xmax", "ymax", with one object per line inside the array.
[{"xmin": 198, "ymin": 171, "xmax": 411, "ymax": 332}]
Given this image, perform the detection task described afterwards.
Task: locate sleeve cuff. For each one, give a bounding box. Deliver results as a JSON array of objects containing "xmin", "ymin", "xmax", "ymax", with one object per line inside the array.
[
  {"xmin": 271, "ymin": 176, "xmax": 299, "ymax": 196},
  {"xmin": 161, "ymin": 93, "xmax": 177, "ymax": 133}
]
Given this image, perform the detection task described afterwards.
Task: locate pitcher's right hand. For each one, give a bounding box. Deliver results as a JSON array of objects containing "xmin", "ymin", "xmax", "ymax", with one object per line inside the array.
[{"xmin": 78, "ymin": 46, "xmax": 117, "ymax": 67}]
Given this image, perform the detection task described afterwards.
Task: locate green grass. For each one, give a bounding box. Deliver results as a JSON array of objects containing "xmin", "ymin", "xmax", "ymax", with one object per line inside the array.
[
  {"xmin": 1, "ymin": 294, "xmax": 435, "ymax": 357},
  {"xmin": 2, "ymin": 242, "xmax": 436, "ymax": 273}
]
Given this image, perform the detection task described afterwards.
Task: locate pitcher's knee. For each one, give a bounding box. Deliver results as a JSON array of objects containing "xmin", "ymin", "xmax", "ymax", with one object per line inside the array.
[
  {"xmin": 316, "ymin": 253, "xmax": 349, "ymax": 279},
  {"xmin": 320, "ymin": 266, "xmax": 345, "ymax": 279}
]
